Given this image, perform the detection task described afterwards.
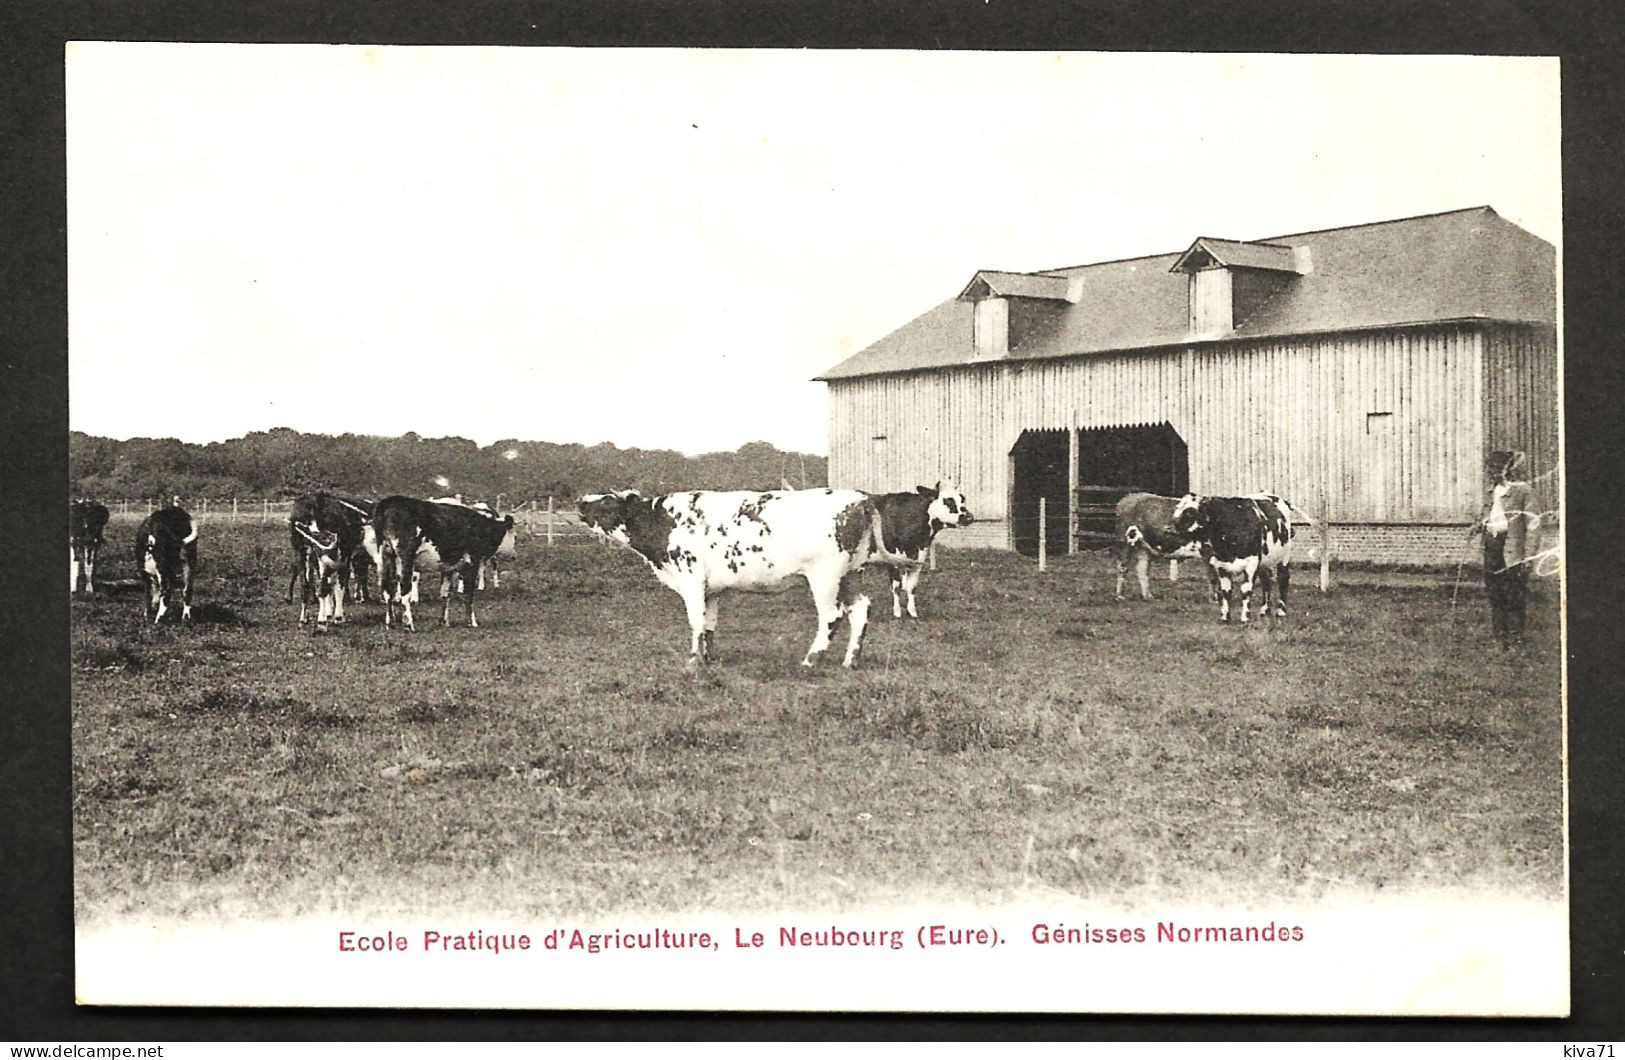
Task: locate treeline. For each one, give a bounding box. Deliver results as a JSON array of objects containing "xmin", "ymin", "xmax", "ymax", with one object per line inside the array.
[{"xmin": 69, "ymin": 429, "xmax": 828, "ymax": 505}]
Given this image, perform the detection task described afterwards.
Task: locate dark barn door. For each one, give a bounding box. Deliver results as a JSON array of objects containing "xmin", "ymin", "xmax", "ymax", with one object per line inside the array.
[
  {"xmin": 1073, "ymin": 422, "xmax": 1191, "ymax": 542},
  {"xmin": 1010, "ymin": 429, "xmax": 1070, "ymax": 558}
]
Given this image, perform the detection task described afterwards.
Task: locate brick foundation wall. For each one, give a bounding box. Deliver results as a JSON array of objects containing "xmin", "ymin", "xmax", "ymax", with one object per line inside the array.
[
  {"xmin": 937, "ymin": 518, "xmax": 1562, "ymax": 570},
  {"xmin": 933, "ymin": 520, "xmax": 1009, "ymax": 551},
  {"xmin": 1324, "ymin": 524, "xmax": 1476, "ymax": 566},
  {"xmin": 1329, "ymin": 520, "xmax": 1562, "ymax": 568}
]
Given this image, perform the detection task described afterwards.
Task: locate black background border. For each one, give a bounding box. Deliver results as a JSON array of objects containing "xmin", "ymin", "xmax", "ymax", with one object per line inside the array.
[{"xmin": 5, "ymin": 0, "xmax": 1621, "ymax": 1041}]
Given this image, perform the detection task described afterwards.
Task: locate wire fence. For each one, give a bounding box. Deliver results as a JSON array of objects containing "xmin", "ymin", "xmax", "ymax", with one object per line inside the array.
[{"xmin": 93, "ymin": 497, "xmax": 598, "ymax": 542}]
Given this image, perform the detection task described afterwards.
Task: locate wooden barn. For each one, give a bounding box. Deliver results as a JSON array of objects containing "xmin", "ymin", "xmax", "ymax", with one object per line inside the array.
[{"xmin": 817, "ymin": 207, "xmax": 1558, "ymax": 564}]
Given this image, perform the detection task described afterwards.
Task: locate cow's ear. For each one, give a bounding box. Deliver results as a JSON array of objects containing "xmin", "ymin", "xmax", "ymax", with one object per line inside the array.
[{"xmin": 916, "ymin": 485, "xmax": 935, "ymax": 497}]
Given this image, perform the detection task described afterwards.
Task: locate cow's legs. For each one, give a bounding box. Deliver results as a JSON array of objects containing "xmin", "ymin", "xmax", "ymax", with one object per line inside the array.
[
  {"xmin": 681, "ymin": 583, "xmax": 709, "ymax": 671},
  {"xmin": 179, "ymin": 555, "xmax": 193, "ymax": 623},
  {"xmin": 839, "ymin": 572, "xmax": 871, "ymax": 668},
  {"xmin": 83, "ymin": 546, "xmax": 97, "ymax": 597},
  {"xmin": 1216, "ymin": 571, "xmax": 1232, "ymax": 623},
  {"xmin": 802, "ymin": 569, "xmax": 843, "ymax": 667},
  {"xmin": 1254, "ymin": 567, "xmax": 1273, "ymax": 618},
  {"xmin": 701, "ymin": 595, "xmax": 719, "ymax": 660},
  {"xmin": 1237, "ymin": 558, "xmax": 1258, "ymax": 624},
  {"xmin": 1134, "ymin": 549, "xmax": 1152, "ymax": 600},
  {"xmin": 900, "ymin": 567, "xmax": 923, "ymax": 619},
  {"xmin": 286, "ymin": 549, "xmax": 303, "ymax": 604},
  {"xmin": 1274, "ymin": 564, "xmax": 1290, "ymax": 618},
  {"xmin": 889, "ymin": 565, "xmax": 904, "ymax": 618},
  {"xmin": 70, "ymin": 547, "xmax": 79, "ymax": 594},
  {"xmin": 464, "ymin": 562, "xmax": 479, "ymax": 628}
]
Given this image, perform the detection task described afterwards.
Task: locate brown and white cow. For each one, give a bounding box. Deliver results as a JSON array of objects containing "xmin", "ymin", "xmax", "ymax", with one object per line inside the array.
[
  {"xmin": 70, "ymin": 500, "xmax": 110, "ymax": 596},
  {"xmin": 1172, "ymin": 492, "xmax": 1297, "ymax": 624},
  {"xmin": 577, "ymin": 488, "xmax": 882, "ymax": 671},
  {"xmin": 1113, "ymin": 492, "xmax": 1206, "ymax": 601},
  {"xmin": 868, "ymin": 481, "xmax": 974, "ymax": 618},
  {"xmin": 373, "ymin": 496, "xmax": 515, "ymax": 630},
  {"xmin": 135, "ymin": 504, "xmax": 198, "ymax": 624}
]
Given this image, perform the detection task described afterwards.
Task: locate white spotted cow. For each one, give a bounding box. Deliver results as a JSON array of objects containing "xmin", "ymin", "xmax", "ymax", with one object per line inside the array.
[
  {"xmin": 1113, "ymin": 492, "xmax": 1209, "ymax": 601},
  {"xmin": 868, "ymin": 481, "xmax": 974, "ymax": 618},
  {"xmin": 577, "ymin": 488, "xmax": 882, "ymax": 672},
  {"xmin": 1172, "ymin": 492, "xmax": 1297, "ymax": 624},
  {"xmin": 135, "ymin": 504, "xmax": 198, "ymax": 624},
  {"xmin": 70, "ymin": 500, "xmax": 110, "ymax": 596}
]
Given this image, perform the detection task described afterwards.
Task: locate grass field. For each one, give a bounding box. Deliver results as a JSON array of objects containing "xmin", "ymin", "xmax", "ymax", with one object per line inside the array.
[{"xmin": 71, "ymin": 519, "xmax": 1565, "ymax": 925}]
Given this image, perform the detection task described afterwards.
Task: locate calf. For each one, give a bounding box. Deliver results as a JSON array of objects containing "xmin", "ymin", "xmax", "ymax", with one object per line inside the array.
[
  {"xmin": 868, "ymin": 481, "xmax": 974, "ymax": 618},
  {"xmin": 135, "ymin": 504, "xmax": 198, "ymax": 623},
  {"xmin": 1172, "ymin": 493, "xmax": 1296, "ymax": 624},
  {"xmin": 285, "ymin": 494, "xmax": 373, "ymax": 618},
  {"xmin": 373, "ymin": 496, "xmax": 515, "ymax": 630},
  {"xmin": 70, "ymin": 500, "xmax": 110, "ymax": 596},
  {"xmin": 577, "ymin": 488, "xmax": 881, "ymax": 671},
  {"xmin": 1113, "ymin": 492, "xmax": 1207, "ymax": 601}
]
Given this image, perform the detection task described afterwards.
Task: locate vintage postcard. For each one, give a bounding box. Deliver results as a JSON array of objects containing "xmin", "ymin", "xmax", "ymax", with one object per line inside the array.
[{"xmin": 67, "ymin": 45, "xmax": 1565, "ymax": 1014}]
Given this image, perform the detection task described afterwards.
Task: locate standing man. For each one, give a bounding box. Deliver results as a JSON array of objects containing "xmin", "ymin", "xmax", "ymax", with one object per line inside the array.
[{"xmin": 1471, "ymin": 449, "xmax": 1534, "ymax": 648}]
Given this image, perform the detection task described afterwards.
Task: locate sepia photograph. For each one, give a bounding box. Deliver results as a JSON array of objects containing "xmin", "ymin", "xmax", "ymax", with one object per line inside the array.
[{"xmin": 65, "ymin": 45, "xmax": 1564, "ymax": 1014}]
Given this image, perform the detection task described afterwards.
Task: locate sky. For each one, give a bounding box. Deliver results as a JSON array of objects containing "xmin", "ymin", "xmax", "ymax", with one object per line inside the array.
[{"xmin": 67, "ymin": 47, "xmax": 1561, "ymax": 456}]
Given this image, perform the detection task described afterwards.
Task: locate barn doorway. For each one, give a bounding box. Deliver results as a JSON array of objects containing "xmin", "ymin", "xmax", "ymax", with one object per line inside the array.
[
  {"xmin": 1010, "ymin": 423, "xmax": 1190, "ymax": 555},
  {"xmin": 1009, "ymin": 429, "xmax": 1069, "ymax": 557},
  {"xmin": 1073, "ymin": 423, "xmax": 1190, "ymax": 543}
]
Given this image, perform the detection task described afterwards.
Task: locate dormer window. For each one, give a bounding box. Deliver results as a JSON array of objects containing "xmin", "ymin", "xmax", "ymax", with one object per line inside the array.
[
  {"xmin": 1170, "ymin": 237, "xmax": 1307, "ymax": 339},
  {"xmin": 957, "ymin": 270, "xmax": 1080, "ymax": 360}
]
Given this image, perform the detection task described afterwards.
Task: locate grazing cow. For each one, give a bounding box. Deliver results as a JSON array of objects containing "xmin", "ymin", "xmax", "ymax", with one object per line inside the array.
[
  {"xmin": 285, "ymin": 494, "xmax": 373, "ymax": 617},
  {"xmin": 868, "ymin": 481, "xmax": 974, "ymax": 618},
  {"xmin": 1172, "ymin": 493, "xmax": 1297, "ymax": 624},
  {"xmin": 1113, "ymin": 492, "xmax": 1207, "ymax": 601},
  {"xmin": 135, "ymin": 504, "xmax": 198, "ymax": 623},
  {"xmin": 577, "ymin": 488, "xmax": 881, "ymax": 671},
  {"xmin": 373, "ymin": 496, "xmax": 515, "ymax": 630},
  {"xmin": 70, "ymin": 500, "xmax": 110, "ymax": 596}
]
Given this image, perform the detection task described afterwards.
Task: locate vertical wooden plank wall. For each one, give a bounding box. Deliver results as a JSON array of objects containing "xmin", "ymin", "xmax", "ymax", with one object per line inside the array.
[
  {"xmin": 1482, "ymin": 324, "xmax": 1561, "ymax": 516},
  {"xmin": 826, "ymin": 323, "xmax": 1537, "ymax": 528}
]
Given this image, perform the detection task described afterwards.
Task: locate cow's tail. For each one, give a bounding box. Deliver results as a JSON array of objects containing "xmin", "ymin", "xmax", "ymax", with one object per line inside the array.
[{"xmin": 864, "ymin": 499, "xmax": 890, "ymax": 565}]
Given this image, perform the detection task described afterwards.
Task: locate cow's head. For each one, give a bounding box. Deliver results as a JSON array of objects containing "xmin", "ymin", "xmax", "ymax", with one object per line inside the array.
[
  {"xmin": 577, "ymin": 491, "xmax": 638, "ymax": 546},
  {"xmin": 1170, "ymin": 494, "xmax": 1206, "ymax": 537},
  {"xmin": 918, "ymin": 480, "xmax": 974, "ymax": 531}
]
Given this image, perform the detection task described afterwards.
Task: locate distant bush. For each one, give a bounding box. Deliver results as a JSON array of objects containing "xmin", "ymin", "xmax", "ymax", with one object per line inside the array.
[{"xmin": 70, "ymin": 429, "xmax": 827, "ymax": 503}]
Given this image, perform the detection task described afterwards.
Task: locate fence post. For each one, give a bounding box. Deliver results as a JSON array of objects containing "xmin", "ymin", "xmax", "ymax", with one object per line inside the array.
[
  {"xmin": 1319, "ymin": 517, "xmax": 1332, "ymax": 593},
  {"xmin": 546, "ymin": 496, "xmax": 555, "ymax": 546},
  {"xmin": 1038, "ymin": 497, "xmax": 1047, "ymax": 573}
]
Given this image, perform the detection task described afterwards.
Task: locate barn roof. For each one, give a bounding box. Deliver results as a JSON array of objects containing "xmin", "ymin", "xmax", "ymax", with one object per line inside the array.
[
  {"xmin": 957, "ymin": 270, "xmax": 1077, "ymax": 302},
  {"xmin": 1169, "ymin": 237, "xmax": 1301, "ymax": 274},
  {"xmin": 816, "ymin": 206, "xmax": 1557, "ymax": 381}
]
